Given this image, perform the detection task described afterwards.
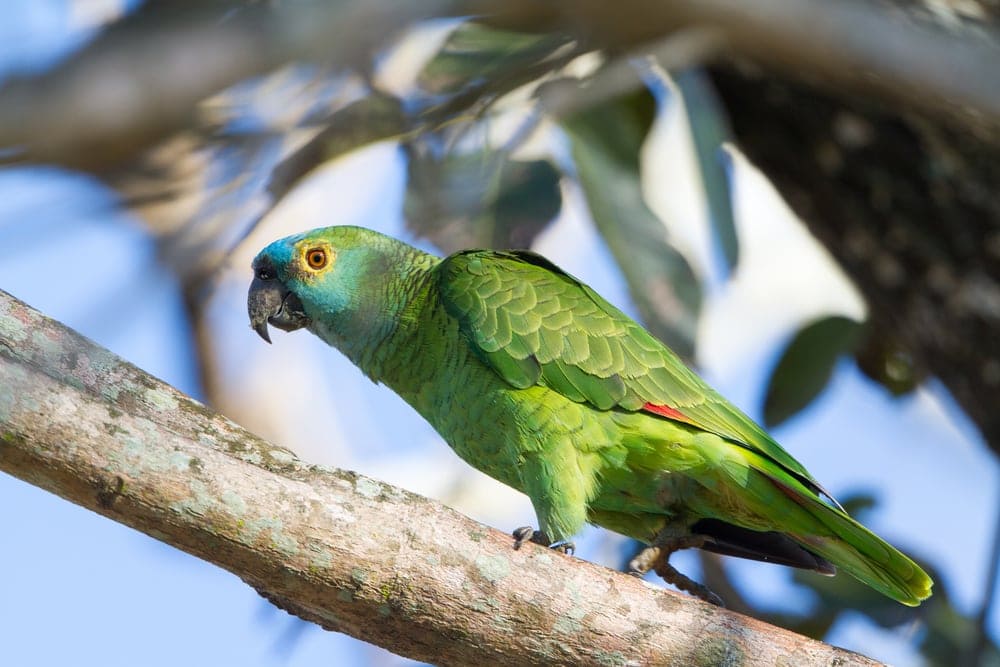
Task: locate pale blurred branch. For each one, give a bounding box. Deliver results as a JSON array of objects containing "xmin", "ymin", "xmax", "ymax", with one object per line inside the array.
[
  {"xmin": 487, "ymin": 0, "xmax": 1000, "ymax": 132},
  {"xmin": 0, "ymin": 288, "xmax": 886, "ymax": 666},
  {"xmin": 0, "ymin": 0, "xmax": 452, "ymax": 169},
  {"xmin": 2, "ymin": 0, "xmax": 1000, "ymax": 171}
]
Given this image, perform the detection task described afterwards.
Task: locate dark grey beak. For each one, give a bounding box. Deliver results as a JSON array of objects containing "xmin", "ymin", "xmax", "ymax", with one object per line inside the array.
[{"xmin": 248, "ymin": 270, "xmax": 309, "ymax": 344}]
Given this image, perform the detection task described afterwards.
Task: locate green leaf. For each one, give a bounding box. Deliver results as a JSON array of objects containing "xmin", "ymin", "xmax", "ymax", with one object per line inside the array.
[
  {"xmin": 403, "ymin": 148, "xmax": 561, "ymax": 254},
  {"xmin": 672, "ymin": 69, "xmax": 738, "ymax": 272},
  {"xmin": 418, "ymin": 22, "xmax": 571, "ymax": 96},
  {"xmin": 563, "ymin": 91, "xmax": 702, "ymax": 360},
  {"xmin": 763, "ymin": 315, "xmax": 863, "ymax": 428},
  {"xmin": 853, "ymin": 331, "xmax": 923, "ymax": 396}
]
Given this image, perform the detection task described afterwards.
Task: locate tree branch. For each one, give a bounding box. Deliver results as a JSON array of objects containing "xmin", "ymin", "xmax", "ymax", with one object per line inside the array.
[
  {"xmin": 0, "ymin": 0, "xmax": 452, "ymax": 170},
  {"xmin": 3, "ymin": 0, "xmax": 999, "ymax": 171},
  {"xmin": 0, "ymin": 289, "xmax": 880, "ymax": 665}
]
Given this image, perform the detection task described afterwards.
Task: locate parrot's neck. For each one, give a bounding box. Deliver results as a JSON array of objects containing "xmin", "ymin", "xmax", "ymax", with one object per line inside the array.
[{"xmin": 310, "ymin": 244, "xmax": 441, "ymax": 383}]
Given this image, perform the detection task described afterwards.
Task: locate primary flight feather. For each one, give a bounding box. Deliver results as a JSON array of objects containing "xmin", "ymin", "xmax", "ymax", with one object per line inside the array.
[{"xmin": 248, "ymin": 225, "xmax": 932, "ymax": 606}]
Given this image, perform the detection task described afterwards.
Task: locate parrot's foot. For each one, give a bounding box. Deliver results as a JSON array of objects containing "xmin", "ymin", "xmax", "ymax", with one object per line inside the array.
[
  {"xmin": 548, "ymin": 540, "xmax": 575, "ymax": 555},
  {"xmin": 629, "ymin": 536, "xmax": 725, "ymax": 607},
  {"xmin": 512, "ymin": 527, "xmax": 575, "ymax": 554}
]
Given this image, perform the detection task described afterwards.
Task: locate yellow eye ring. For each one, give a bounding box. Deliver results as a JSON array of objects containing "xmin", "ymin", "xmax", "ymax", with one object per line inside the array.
[{"xmin": 305, "ymin": 247, "xmax": 328, "ymax": 270}]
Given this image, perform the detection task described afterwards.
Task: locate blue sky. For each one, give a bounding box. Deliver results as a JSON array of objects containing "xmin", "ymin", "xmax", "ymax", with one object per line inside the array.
[{"xmin": 1, "ymin": 3, "xmax": 998, "ymax": 666}]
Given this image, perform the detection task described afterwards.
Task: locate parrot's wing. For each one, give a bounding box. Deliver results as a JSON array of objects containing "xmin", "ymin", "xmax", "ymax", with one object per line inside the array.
[{"xmin": 437, "ymin": 249, "xmax": 826, "ymax": 496}]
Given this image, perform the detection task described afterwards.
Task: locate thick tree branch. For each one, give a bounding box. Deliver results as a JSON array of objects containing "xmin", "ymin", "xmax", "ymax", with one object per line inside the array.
[
  {"xmin": 3, "ymin": 0, "xmax": 999, "ymax": 170},
  {"xmin": 0, "ymin": 289, "xmax": 880, "ymax": 665}
]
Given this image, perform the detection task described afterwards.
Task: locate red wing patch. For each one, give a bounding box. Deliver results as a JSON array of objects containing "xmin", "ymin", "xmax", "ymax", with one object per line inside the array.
[{"xmin": 642, "ymin": 402, "xmax": 689, "ymax": 422}]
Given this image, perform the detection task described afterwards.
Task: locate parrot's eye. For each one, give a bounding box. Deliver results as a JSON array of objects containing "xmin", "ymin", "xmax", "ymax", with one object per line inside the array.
[{"xmin": 305, "ymin": 248, "xmax": 328, "ymax": 270}]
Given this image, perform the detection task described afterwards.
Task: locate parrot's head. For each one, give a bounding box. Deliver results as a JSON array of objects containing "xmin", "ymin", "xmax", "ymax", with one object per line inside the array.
[{"xmin": 248, "ymin": 225, "xmax": 413, "ymax": 345}]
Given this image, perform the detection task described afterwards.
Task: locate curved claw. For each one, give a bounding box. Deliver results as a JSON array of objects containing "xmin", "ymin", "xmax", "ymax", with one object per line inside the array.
[
  {"xmin": 512, "ymin": 527, "xmax": 576, "ymax": 555},
  {"xmin": 548, "ymin": 540, "xmax": 575, "ymax": 555},
  {"xmin": 512, "ymin": 526, "xmax": 549, "ymax": 550}
]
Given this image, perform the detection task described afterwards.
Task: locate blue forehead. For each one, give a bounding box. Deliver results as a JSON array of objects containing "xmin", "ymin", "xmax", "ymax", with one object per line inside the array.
[{"xmin": 256, "ymin": 233, "xmax": 303, "ymax": 271}]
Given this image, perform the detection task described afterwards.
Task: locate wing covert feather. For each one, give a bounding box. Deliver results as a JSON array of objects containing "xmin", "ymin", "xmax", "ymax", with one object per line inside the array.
[{"xmin": 436, "ymin": 250, "xmax": 818, "ymax": 485}]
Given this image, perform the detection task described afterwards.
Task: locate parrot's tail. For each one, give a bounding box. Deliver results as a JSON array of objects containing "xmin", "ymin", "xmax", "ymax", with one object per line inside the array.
[{"xmin": 770, "ymin": 477, "xmax": 933, "ymax": 606}]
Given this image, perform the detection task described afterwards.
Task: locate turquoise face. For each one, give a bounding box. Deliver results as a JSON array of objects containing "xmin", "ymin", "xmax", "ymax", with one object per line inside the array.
[{"xmin": 252, "ymin": 226, "xmax": 390, "ymax": 339}]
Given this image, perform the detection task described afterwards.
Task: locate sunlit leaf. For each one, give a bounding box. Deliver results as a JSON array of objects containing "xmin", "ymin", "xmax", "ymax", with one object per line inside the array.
[
  {"xmin": 564, "ymin": 91, "xmax": 701, "ymax": 360},
  {"xmin": 403, "ymin": 148, "xmax": 561, "ymax": 254},
  {"xmin": 763, "ymin": 315, "xmax": 863, "ymax": 428},
  {"xmin": 418, "ymin": 22, "xmax": 572, "ymax": 96}
]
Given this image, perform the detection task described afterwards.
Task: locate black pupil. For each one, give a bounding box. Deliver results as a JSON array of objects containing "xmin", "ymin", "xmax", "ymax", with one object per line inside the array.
[{"xmin": 310, "ymin": 252, "xmax": 322, "ymax": 265}]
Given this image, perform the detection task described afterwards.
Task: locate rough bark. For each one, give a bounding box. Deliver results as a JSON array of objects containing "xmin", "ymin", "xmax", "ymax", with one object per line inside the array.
[{"xmin": 0, "ymin": 288, "xmax": 882, "ymax": 665}]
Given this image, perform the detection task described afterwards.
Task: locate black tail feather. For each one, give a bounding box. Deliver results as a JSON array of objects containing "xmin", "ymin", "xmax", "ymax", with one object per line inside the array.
[{"xmin": 692, "ymin": 518, "xmax": 836, "ymax": 574}]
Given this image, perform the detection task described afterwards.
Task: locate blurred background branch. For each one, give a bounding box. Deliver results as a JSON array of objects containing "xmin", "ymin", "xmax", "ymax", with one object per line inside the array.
[{"xmin": 4, "ymin": 0, "xmax": 1000, "ymax": 171}]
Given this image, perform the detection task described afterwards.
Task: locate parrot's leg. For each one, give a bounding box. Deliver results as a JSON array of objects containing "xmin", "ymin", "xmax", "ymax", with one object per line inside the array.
[
  {"xmin": 513, "ymin": 447, "xmax": 590, "ymax": 556},
  {"xmin": 629, "ymin": 535, "xmax": 725, "ymax": 607},
  {"xmin": 512, "ymin": 527, "xmax": 575, "ymax": 554}
]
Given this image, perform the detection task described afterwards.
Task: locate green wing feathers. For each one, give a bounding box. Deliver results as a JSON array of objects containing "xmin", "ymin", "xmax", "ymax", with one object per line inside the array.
[
  {"xmin": 437, "ymin": 250, "xmax": 816, "ymax": 483},
  {"xmin": 437, "ymin": 249, "xmax": 932, "ymax": 606}
]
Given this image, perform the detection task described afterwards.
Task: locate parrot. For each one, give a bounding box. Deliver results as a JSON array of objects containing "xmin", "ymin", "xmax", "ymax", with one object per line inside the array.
[{"xmin": 247, "ymin": 225, "xmax": 932, "ymax": 607}]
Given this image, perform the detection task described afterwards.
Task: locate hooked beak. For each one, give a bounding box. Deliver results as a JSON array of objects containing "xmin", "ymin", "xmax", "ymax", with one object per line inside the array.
[{"xmin": 248, "ymin": 272, "xmax": 309, "ymax": 344}]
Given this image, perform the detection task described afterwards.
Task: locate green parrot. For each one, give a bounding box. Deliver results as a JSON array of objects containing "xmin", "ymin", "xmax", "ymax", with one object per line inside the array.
[{"xmin": 248, "ymin": 225, "xmax": 932, "ymax": 607}]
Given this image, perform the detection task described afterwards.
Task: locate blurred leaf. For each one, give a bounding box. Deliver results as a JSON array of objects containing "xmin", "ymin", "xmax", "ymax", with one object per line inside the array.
[
  {"xmin": 920, "ymin": 589, "xmax": 1000, "ymax": 667},
  {"xmin": 854, "ymin": 330, "xmax": 923, "ymax": 397},
  {"xmin": 763, "ymin": 315, "xmax": 863, "ymax": 428},
  {"xmin": 800, "ymin": 544, "xmax": 999, "ymax": 667},
  {"xmin": 672, "ymin": 69, "xmax": 738, "ymax": 272},
  {"xmin": 492, "ymin": 159, "xmax": 563, "ymax": 245},
  {"xmin": 403, "ymin": 148, "xmax": 561, "ymax": 254},
  {"xmin": 838, "ymin": 492, "xmax": 877, "ymax": 517},
  {"xmin": 793, "ymin": 567, "xmax": 921, "ymax": 628},
  {"xmin": 564, "ymin": 91, "xmax": 701, "ymax": 360},
  {"xmin": 418, "ymin": 22, "xmax": 572, "ymax": 96}
]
